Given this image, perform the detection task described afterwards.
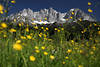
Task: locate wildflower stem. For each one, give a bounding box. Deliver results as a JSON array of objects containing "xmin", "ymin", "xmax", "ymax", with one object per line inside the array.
[{"xmin": 21, "ymin": 52, "xmax": 28, "ymax": 67}]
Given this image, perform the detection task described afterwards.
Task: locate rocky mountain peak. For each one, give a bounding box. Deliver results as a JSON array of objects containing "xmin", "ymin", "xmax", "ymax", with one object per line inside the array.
[{"xmin": 8, "ymin": 8, "xmax": 96, "ymax": 24}]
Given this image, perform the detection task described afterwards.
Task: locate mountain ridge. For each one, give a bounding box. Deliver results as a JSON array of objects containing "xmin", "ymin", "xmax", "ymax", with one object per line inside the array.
[{"xmin": 8, "ymin": 8, "xmax": 96, "ymax": 25}]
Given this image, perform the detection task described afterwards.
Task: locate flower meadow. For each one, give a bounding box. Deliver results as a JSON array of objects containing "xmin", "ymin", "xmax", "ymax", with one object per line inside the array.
[{"xmin": 0, "ymin": 0, "xmax": 100, "ymax": 67}]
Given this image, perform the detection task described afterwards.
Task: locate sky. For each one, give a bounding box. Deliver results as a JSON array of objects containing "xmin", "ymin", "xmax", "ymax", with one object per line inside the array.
[{"xmin": 10, "ymin": 0, "xmax": 100, "ymax": 21}]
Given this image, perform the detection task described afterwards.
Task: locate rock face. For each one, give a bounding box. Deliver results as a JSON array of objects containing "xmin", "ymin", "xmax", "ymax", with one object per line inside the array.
[{"xmin": 8, "ymin": 8, "xmax": 96, "ymax": 24}]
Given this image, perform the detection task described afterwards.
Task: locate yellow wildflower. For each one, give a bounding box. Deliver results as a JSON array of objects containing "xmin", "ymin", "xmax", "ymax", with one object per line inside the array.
[
  {"xmin": 0, "ymin": 4, "xmax": 4, "ymax": 11},
  {"xmin": 9, "ymin": 28, "xmax": 16, "ymax": 33},
  {"xmin": 79, "ymin": 18, "xmax": 82, "ymax": 21},
  {"xmin": 11, "ymin": 0, "xmax": 16, "ymax": 3},
  {"xmin": 20, "ymin": 36, "xmax": 26, "ymax": 39},
  {"xmin": 30, "ymin": 56, "xmax": 36, "ymax": 61},
  {"xmin": 25, "ymin": 28, "xmax": 29, "ymax": 32},
  {"xmin": 34, "ymin": 26, "xmax": 38, "ymax": 29},
  {"xmin": 1, "ymin": 23, "xmax": 7, "ymax": 28},
  {"xmin": 62, "ymin": 61, "xmax": 66, "ymax": 64},
  {"xmin": 41, "ymin": 27, "xmax": 44, "ymax": 29},
  {"xmin": 78, "ymin": 65, "xmax": 83, "ymax": 67},
  {"xmin": 88, "ymin": 2, "xmax": 92, "ymax": 6},
  {"xmin": 39, "ymin": 34, "xmax": 42, "ymax": 37},
  {"xmin": 4, "ymin": 10, "xmax": 7, "ymax": 13},
  {"xmin": 19, "ymin": 23, "xmax": 21, "ymax": 27},
  {"xmin": 46, "ymin": 27, "xmax": 49, "ymax": 30},
  {"xmin": 13, "ymin": 43, "xmax": 22, "ymax": 51},
  {"xmin": 35, "ymin": 46, "xmax": 39, "ymax": 49},
  {"xmin": 44, "ymin": 52, "xmax": 48, "ymax": 55},
  {"xmin": 71, "ymin": 40, "xmax": 74, "ymax": 43},
  {"xmin": 92, "ymin": 46, "xmax": 96, "ymax": 50},
  {"xmin": 35, "ymin": 49, "xmax": 40, "ymax": 53},
  {"xmin": 98, "ymin": 31, "xmax": 100, "ymax": 35},
  {"xmin": 16, "ymin": 40, "xmax": 21, "ymax": 44},
  {"xmin": 72, "ymin": 12, "xmax": 74, "ymax": 15},
  {"xmin": 80, "ymin": 50, "xmax": 84, "ymax": 54},
  {"xmin": 67, "ymin": 49, "xmax": 72, "ymax": 53},
  {"xmin": 40, "ymin": 20, "xmax": 42, "ymax": 22},
  {"xmin": 55, "ymin": 28, "xmax": 57, "ymax": 30},
  {"xmin": 90, "ymin": 51, "xmax": 94, "ymax": 55},
  {"xmin": 50, "ymin": 55, "xmax": 55, "ymax": 60},
  {"xmin": 0, "ymin": 11, "xmax": 3, "ymax": 14},
  {"xmin": 41, "ymin": 46, "xmax": 45, "ymax": 50},
  {"xmin": 88, "ymin": 9, "xmax": 93, "ymax": 13},
  {"xmin": 14, "ymin": 19, "xmax": 16, "ymax": 22},
  {"xmin": 57, "ymin": 29, "xmax": 60, "ymax": 32},
  {"xmin": 44, "ymin": 18, "xmax": 47, "ymax": 20},
  {"xmin": 61, "ymin": 28, "xmax": 64, "ymax": 30},
  {"xmin": 26, "ymin": 35, "xmax": 32, "ymax": 39},
  {"xmin": 3, "ymin": 34, "xmax": 7, "ymax": 38},
  {"xmin": 70, "ymin": 16, "xmax": 73, "ymax": 19},
  {"xmin": 43, "ymin": 34, "xmax": 47, "ymax": 38},
  {"xmin": 65, "ymin": 56, "xmax": 69, "ymax": 59}
]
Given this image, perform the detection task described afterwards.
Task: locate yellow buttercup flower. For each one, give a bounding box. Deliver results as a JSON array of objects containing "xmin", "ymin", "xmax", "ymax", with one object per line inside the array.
[
  {"xmin": 65, "ymin": 56, "xmax": 69, "ymax": 59},
  {"xmin": 90, "ymin": 51, "xmax": 94, "ymax": 55},
  {"xmin": 71, "ymin": 40, "xmax": 74, "ymax": 43},
  {"xmin": 0, "ymin": 11, "xmax": 3, "ymax": 14},
  {"xmin": 16, "ymin": 40, "xmax": 21, "ymax": 44},
  {"xmin": 67, "ymin": 49, "xmax": 72, "ymax": 53},
  {"xmin": 4, "ymin": 10, "xmax": 7, "ymax": 13},
  {"xmin": 44, "ymin": 52, "xmax": 48, "ymax": 55},
  {"xmin": 61, "ymin": 28, "xmax": 64, "ymax": 30},
  {"xmin": 25, "ymin": 28, "xmax": 29, "ymax": 32},
  {"xmin": 39, "ymin": 34, "xmax": 42, "ymax": 37},
  {"xmin": 35, "ymin": 46, "xmax": 39, "ymax": 49},
  {"xmin": 35, "ymin": 49, "xmax": 40, "ymax": 53},
  {"xmin": 0, "ymin": 4, "xmax": 4, "ymax": 11},
  {"xmin": 78, "ymin": 65, "xmax": 83, "ymax": 67},
  {"xmin": 57, "ymin": 29, "xmax": 60, "ymax": 32},
  {"xmin": 88, "ymin": 2, "xmax": 92, "ymax": 6},
  {"xmin": 72, "ymin": 12, "xmax": 74, "ymax": 15},
  {"xmin": 20, "ymin": 36, "xmax": 26, "ymax": 39},
  {"xmin": 3, "ymin": 34, "xmax": 7, "ymax": 38},
  {"xmin": 41, "ymin": 27, "xmax": 44, "ymax": 29},
  {"xmin": 80, "ymin": 50, "xmax": 84, "ymax": 54},
  {"xmin": 14, "ymin": 19, "xmax": 16, "ymax": 22},
  {"xmin": 88, "ymin": 9, "xmax": 93, "ymax": 13},
  {"xmin": 98, "ymin": 31, "xmax": 100, "ymax": 35},
  {"xmin": 30, "ymin": 56, "xmax": 36, "ymax": 61},
  {"xmin": 9, "ymin": 28, "xmax": 16, "ymax": 33},
  {"xmin": 50, "ymin": 55, "xmax": 55, "ymax": 60},
  {"xmin": 41, "ymin": 46, "xmax": 45, "ymax": 50},
  {"xmin": 1, "ymin": 23, "xmax": 7, "ymax": 28},
  {"xmin": 55, "ymin": 28, "xmax": 58, "ymax": 30},
  {"xmin": 70, "ymin": 16, "xmax": 73, "ymax": 19},
  {"xmin": 34, "ymin": 26, "xmax": 38, "ymax": 29},
  {"xmin": 79, "ymin": 18, "xmax": 82, "ymax": 21},
  {"xmin": 46, "ymin": 27, "xmax": 49, "ymax": 30},
  {"xmin": 44, "ymin": 18, "xmax": 47, "ymax": 20},
  {"xmin": 26, "ymin": 35, "xmax": 32, "ymax": 39},
  {"xmin": 19, "ymin": 23, "xmax": 21, "ymax": 27},
  {"xmin": 11, "ymin": 0, "xmax": 16, "ymax": 3},
  {"xmin": 43, "ymin": 34, "xmax": 47, "ymax": 38},
  {"xmin": 40, "ymin": 20, "xmax": 42, "ymax": 22},
  {"xmin": 62, "ymin": 61, "xmax": 66, "ymax": 64},
  {"xmin": 13, "ymin": 43, "xmax": 22, "ymax": 51}
]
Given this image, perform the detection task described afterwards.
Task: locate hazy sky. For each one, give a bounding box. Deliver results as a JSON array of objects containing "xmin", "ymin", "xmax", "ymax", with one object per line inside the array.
[{"xmin": 10, "ymin": 0, "xmax": 100, "ymax": 21}]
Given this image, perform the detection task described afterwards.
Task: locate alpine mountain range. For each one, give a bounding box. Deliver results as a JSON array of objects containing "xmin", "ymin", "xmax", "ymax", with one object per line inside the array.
[{"xmin": 8, "ymin": 8, "xmax": 96, "ymax": 25}]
